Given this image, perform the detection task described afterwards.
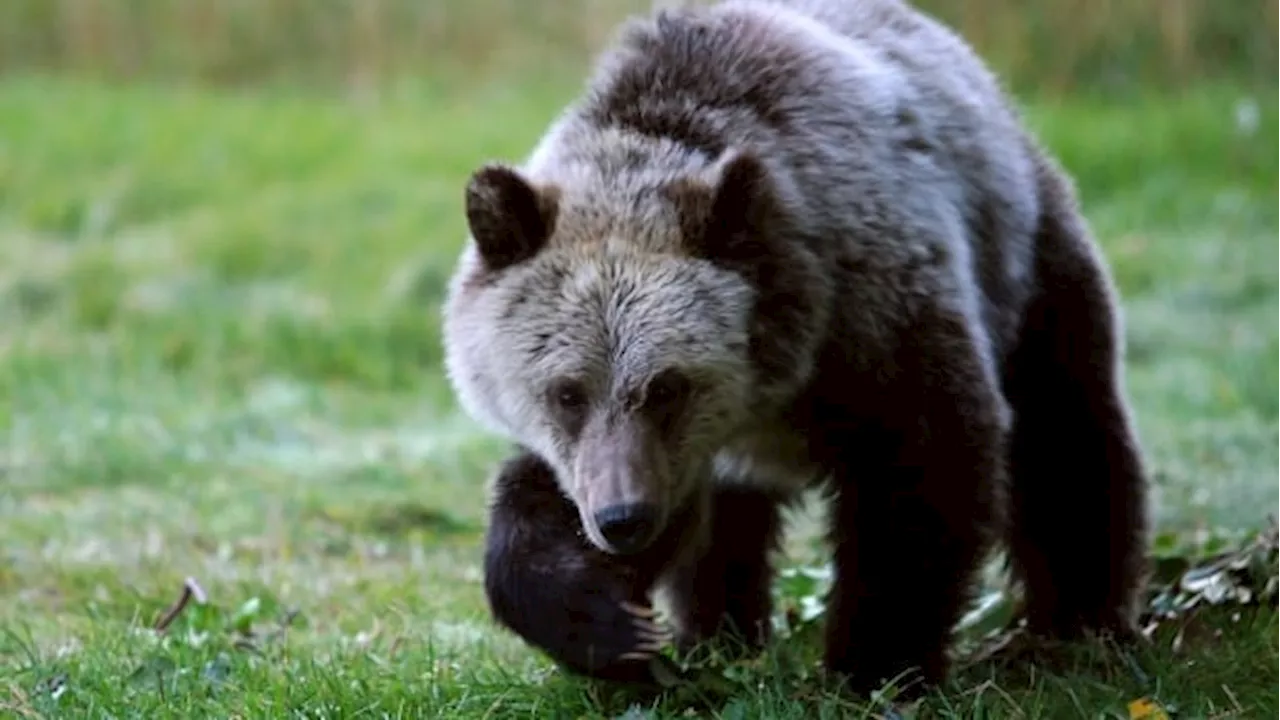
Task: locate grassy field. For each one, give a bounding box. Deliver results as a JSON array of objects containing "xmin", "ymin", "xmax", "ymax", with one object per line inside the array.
[{"xmin": 0, "ymin": 71, "xmax": 1276, "ymax": 718}]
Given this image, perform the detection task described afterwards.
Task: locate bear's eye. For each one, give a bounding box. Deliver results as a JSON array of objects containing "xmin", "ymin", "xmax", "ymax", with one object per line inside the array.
[
  {"xmin": 644, "ymin": 370, "xmax": 691, "ymax": 412},
  {"xmin": 549, "ymin": 379, "xmax": 589, "ymax": 415}
]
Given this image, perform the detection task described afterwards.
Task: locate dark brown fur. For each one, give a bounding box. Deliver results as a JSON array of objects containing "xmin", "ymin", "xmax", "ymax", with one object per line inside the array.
[{"xmin": 1001, "ymin": 155, "xmax": 1150, "ymax": 639}]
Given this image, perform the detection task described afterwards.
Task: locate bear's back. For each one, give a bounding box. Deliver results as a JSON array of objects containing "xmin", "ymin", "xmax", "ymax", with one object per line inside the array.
[{"xmin": 527, "ymin": 0, "xmax": 1045, "ymax": 363}]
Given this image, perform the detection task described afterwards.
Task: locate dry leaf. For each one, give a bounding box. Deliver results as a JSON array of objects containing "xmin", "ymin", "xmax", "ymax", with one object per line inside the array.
[{"xmin": 1127, "ymin": 696, "xmax": 1171, "ymax": 720}]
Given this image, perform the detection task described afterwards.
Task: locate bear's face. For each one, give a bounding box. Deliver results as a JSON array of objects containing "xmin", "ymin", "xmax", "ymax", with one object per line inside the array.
[{"xmin": 444, "ymin": 155, "xmax": 775, "ymax": 555}]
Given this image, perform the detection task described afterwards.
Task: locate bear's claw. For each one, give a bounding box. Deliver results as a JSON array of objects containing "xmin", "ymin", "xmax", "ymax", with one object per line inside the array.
[{"xmin": 618, "ymin": 601, "xmax": 673, "ymax": 660}]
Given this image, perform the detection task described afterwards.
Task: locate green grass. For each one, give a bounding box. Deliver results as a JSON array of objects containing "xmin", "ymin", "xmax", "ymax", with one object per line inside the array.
[{"xmin": 0, "ymin": 75, "xmax": 1276, "ymax": 718}]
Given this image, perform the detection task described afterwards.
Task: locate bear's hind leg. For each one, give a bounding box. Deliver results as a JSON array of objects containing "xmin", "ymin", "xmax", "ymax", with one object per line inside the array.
[
  {"xmin": 661, "ymin": 484, "xmax": 784, "ymax": 656},
  {"xmin": 1004, "ymin": 165, "xmax": 1150, "ymax": 640},
  {"xmin": 822, "ymin": 305, "xmax": 1007, "ymax": 696},
  {"xmin": 483, "ymin": 449, "xmax": 674, "ymax": 681}
]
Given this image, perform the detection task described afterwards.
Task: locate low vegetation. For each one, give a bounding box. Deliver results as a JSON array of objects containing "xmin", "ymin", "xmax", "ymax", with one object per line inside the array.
[{"xmin": 0, "ymin": 50, "xmax": 1275, "ymax": 720}]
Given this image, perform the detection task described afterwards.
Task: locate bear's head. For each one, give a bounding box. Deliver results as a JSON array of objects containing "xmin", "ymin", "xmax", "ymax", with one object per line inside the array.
[{"xmin": 443, "ymin": 149, "xmax": 818, "ymax": 556}]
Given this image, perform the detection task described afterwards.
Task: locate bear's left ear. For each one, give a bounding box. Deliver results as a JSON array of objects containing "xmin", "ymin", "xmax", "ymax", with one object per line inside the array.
[
  {"xmin": 464, "ymin": 163, "xmax": 559, "ymax": 272},
  {"xmin": 666, "ymin": 150, "xmax": 777, "ymax": 264}
]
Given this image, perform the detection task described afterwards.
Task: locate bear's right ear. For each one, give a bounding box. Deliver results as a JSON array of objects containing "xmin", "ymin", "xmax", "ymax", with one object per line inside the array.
[
  {"xmin": 665, "ymin": 150, "xmax": 777, "ymax": 265},
  {"xmin": 464, "ymin": 164, "xmax": 558, "ymax": 271}
]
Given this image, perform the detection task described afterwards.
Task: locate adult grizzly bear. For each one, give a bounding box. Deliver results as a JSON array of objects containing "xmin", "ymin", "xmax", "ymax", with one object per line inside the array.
[{"xmin": 442, "ymin": 0, "xmax": 1150, "ymax": 694}]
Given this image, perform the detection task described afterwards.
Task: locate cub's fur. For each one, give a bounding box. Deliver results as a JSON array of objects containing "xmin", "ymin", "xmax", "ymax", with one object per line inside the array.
[{"xmin": 445, "ymin": 0, "xmax": 1150, "ymax": 694}]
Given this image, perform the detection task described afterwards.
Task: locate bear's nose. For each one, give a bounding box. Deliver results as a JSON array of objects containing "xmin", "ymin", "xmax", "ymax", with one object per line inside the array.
[{"xmin": 594, "ymin": 503, "xmax": 659, "ymax": 555}]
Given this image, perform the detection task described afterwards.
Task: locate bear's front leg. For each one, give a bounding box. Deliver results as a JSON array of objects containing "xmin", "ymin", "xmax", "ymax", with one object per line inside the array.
[
  {"xmin": 822, "ymin": 308, "xmax": 1008, "ymax": 697},
  {"xmin": 661, "ymin": 484, "xmax": 784, "ymax": 655},
  {"xmin": 482, "ymin": 449, "xmax": 677, "ymax": 682}
]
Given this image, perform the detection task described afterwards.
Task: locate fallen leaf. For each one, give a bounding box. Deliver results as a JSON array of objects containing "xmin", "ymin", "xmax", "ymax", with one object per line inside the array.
[{"xmin": 1127, "ymin": 696, "xmax": 1171, "ymax": 720}]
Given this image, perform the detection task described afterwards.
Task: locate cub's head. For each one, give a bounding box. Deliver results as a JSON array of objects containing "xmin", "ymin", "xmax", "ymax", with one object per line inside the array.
[{"xmin": 443, "ymin": 149, "xmax": 814, "ymax": 556}]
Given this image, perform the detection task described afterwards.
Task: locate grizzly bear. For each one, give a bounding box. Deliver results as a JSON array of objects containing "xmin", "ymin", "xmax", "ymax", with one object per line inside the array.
[{"xmin": 442, "ymin": 0, "xmax": 1150, "ymax": 695}]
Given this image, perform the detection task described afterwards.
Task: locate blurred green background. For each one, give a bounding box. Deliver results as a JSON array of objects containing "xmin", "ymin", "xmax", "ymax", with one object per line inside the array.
[
  {"xmin": 1, "ymin": 0, "xmax": 1276, "ymax": 96},
  {"xmin": 0, "ymin": 0, "xmax": 1274, "ymax": 94}
]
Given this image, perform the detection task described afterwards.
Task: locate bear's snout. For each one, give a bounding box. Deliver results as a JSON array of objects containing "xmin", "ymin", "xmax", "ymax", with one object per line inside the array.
[
  {"xmin": 593, "ymin": 502, "xmax": 660, "ymax": 555},
  {"xmin": 571, "ymin": 412, "xmax": 675, "ymax": 554}
]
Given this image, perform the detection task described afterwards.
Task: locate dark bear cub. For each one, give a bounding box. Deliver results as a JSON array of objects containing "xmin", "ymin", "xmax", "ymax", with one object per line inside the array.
[
  {"xmin": 483, "ymin": 449, "xmax": 678, "ymax": 682},
  {"xmin": 485, "ymin": 450, "xmax": 788, "ymax": 681}
]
